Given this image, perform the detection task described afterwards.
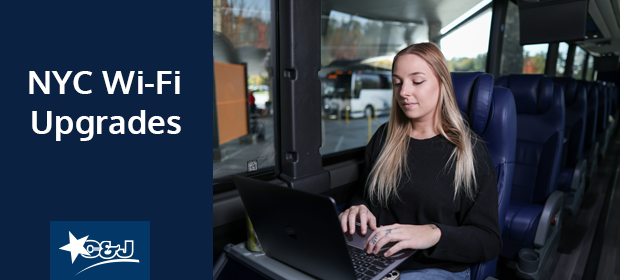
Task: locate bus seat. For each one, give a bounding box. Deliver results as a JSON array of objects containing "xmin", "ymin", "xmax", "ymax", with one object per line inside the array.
[
  {"xmin": 577, "ymin": 81, "xmax": 599, "ymax": 187},
  {"xmin": 495, "ymin": 74, "xmax": 565, "ymax": 280},
  {"xmin": 594, "ymin": 82, "xmax": 609, "ymax": 158},
  {"xmin": 604, "ymin": 84, "xmax": 615, "ymax": 146},
  {"xmin": 553, "ymin": 77, "xmax": 587, "ymax": 215},
  {"xmin": 603, "ymin": 83, "xmax": 613, "ymax": 145},
  {"xmin": 609, "ymin": 83, "xmax": 618, "ymax": 126},
  {"xmin": 451, "ymin": 72, "xmax": 517, "ymax": 280},
  {"xmin": 609, "ymin": 83, "xmax": 619, "ymax": 135}
]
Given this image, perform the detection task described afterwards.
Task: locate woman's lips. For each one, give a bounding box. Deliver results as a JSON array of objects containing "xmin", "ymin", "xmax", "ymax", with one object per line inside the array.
[{"xmin": 403, "ymin": 102, "xmax": 418, "ymax": 109}]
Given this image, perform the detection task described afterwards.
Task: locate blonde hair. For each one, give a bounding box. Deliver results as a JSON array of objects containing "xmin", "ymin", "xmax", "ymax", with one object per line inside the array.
[{"xmin": 366, "ymin": 42, "xmax": 479, "ymax": 207}]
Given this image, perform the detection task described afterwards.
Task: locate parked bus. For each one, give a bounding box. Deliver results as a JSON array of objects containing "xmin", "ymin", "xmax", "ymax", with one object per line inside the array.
[{"xmin": 321, "ymin": 69, "xmax": 393, "ymax": 119}]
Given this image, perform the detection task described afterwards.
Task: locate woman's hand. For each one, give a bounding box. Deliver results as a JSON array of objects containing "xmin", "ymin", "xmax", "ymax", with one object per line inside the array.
[
  {"xmin": 364, "ymin": 224, "xmax": 442, "ymax": 257},
  {"xmin": 338, "ymin": 204, "xmax": 377, "ymax": 235}
]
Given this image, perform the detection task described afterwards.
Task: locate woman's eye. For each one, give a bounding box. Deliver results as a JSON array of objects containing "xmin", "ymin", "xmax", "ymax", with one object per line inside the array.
[
  {"xmin": 393, "ymin": 82, "xmax": 402, "ymax": 86},
  {"xmin": 413, "ymin": 81, "xmax": 425, "ymax": 85}
]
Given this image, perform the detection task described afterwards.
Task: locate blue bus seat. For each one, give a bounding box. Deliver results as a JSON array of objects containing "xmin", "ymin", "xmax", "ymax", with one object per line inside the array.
[
  {"xmin": 496, "ymin": 74, "xmax": 565, "ymax": 280},
  {"xmin": 552, "ymin": 77, "xmax": 587, "ymax": 215},
  {"xmin": 610, "ymin": 83, "xmax": 619, "ymax": 133},
  {"xmin": 594, "ymin": 82, "xmax": 609, "ymax": 158},
  {"xmin": 451, "ymin": 72, "xmax": 517, "ymax": 280},
  {"xmin": 577, "ymin": 81, "xmax": 599, "ymax": 186}
]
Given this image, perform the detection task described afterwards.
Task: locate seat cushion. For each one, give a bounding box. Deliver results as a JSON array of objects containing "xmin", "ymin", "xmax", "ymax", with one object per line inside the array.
[{"xmin": 501, "ymin": 202, "xmax": 543, "ymax": 259}]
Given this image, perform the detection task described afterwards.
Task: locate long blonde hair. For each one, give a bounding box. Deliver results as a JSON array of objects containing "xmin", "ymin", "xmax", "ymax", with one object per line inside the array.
[{"xmin": 366, "ymin": 42, "xmax": 479, "ymax": 207}]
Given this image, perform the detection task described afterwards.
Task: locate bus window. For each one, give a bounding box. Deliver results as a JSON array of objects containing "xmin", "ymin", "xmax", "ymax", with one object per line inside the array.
[
  {"xmin": 572, "ymin": 46, "xmax": 587, "ymax": 79},
  {"xmin": 318, "ymin": 0, "xmax": 494, "ymax": 155},
  {"xmin": 354, "ymin": 74, "xmax": 381, "ymax": 98},
  {"xmin": 556, "ymin": 42, "xmax": 569, "ymax": 77},
  {"xmin": 500, "ymin": 1, "xmax": 548, "ymax": 76},
  {"xmin": 379, "ymin": 74, "xmax": 392, "ymax": 90},
  {"xmin": 212, "ymin": 0, "xmax": 275, "ymax": 180},
  {"xmin": 586, "ymin": 53, "xmax": 594, "ymax": 81},
  {"xmin": 322, "ymin": 74, "xmax": 352, "ymax": 99},
  {"xmin": 440, "ymin": 6, "xmax": 492, "ymax": 72},
  {"xmin": 522, "ymin": 44, "xmax": 548, "ymax": 74},
  {"xmin": 318, "ymin": 4, "xmax": 429, "ymax": 155}
]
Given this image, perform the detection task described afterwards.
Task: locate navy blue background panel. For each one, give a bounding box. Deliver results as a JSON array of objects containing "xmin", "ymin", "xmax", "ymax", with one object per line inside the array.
[{"xmin": 0, "ymin": 1, "xmax": 213, "ymax": 279}]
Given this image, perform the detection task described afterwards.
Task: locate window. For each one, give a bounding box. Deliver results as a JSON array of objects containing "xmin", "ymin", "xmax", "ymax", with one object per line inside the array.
[
  {"xmin": 556, "ymin": 42, "xmax": 569, "ymax": 77},
  {"xmin": 319, "ymin": 0, "xmax": 493, "ymax": 155},
  {"xmin": 440, "ymin": 8, "xmax": 492, "ymax": 72},
  {"xmin": 500, "ymin": 1, "xmax": 548, "ymax": 76},
  {"xmin": 586, "ymin": 54, "xmax": 594, "ymax": 81},
  {"xmin": 522, "ymin": 44, "xmax": 548, "ymax": 74},
  {"xmin": 212, "ymin": 0, "xmax": 275, "ymax": 179},
  {"xmin": 572, "ymin": 47, "xmax": 587, "ymax": 79},
  {"xmin": 379, "ymin": 74, "xmax": 393, "ymax": 90},
  {"xmin": 318, "ymin": 5, "xmax": 429, "ymax": 155}
]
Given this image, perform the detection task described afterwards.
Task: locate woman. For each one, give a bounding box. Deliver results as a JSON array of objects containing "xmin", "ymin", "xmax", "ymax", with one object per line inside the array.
[{"xmin": 339, "ymin": 43, "xmax": 501, "ymax": 280}]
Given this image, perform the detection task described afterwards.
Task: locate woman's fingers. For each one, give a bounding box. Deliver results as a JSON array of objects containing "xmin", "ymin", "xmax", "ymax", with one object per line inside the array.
[
  {"xmin": 365, "ymin": 226, "xmax": 394, "ymax": 254},
  {"xmin": 384, "ymin": 240, "xmax": 406, "ymax": 258},
  {"xmin": 372, "ymin": 228, "xmax": 399, "ymax": 254},
  {"xmin": 364, "ymin": 227, "xmax": 379, "ymax": 251},
  {"xmin": 359, "ymin": 208, "xmax": 368, "ymax": 234},
  {"xmin": 339, "ymin": 205, "xmax": 377, "ymax": 235},
  {"xmin": 368, "ymin": 214, "xmax": 377, "ymax": 230},
  {"xmin": 347, "ymin": 207, "xmax": 358, "ymax": 234},
  {"xmin": 339, "ymin": 209, "xmax": 349, "ymax": 232}
]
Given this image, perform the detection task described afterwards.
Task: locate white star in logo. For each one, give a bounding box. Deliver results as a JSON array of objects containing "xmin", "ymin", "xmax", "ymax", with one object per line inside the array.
[{"xmin": 59, "ymin": 231, "xmax": 90, "ymax": 263}]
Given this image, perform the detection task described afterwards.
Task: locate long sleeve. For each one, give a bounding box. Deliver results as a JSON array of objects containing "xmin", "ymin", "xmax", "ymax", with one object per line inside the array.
[{"xmin": 424, "ymin": 172, "xmax": 502, "ymax": 263}]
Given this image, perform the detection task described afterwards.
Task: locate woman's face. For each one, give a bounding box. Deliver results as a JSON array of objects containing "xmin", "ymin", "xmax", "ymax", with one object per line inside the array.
[{"xmin": 392, "ymin": 54, "xmax": 441, "ymax": 123}]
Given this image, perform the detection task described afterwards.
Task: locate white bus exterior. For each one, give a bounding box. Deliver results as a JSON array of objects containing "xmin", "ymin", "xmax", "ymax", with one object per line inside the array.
[{"xmin": 321, "ymin": 70, "xmax": 393, "ymax": 119}]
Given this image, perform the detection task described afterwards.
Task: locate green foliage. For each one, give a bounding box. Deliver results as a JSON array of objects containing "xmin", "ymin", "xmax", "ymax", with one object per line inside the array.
[
  {"xmin": 523, "ymin": 50, "xmax": 546, "ymax": 74},
  {"xmin": 248, "ymin": 75, "xmax": 269, "ymax": 86},
  {"xmin": 446, "ymin": 53, "xmax": 487, "ymax": 72}
]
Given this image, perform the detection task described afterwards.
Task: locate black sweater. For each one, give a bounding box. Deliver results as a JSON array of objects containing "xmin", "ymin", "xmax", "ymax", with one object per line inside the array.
[{"xmin": 349, "ymin": 123, "xmax": 502, "ymax": 273}]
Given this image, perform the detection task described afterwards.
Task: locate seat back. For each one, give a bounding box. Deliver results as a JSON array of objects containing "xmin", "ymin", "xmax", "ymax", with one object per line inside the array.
[
  {"xmin": 594, "ymin": 82, "xmax": 608, "ymax": 132},
  {"xmin": 553, "ymin": 77, "xmax": 587, "ymax": 168},
  {"xmin": 451, "ymin": 72, "xmax": 517, "ymax": 280},
  {"xmin": 577, "ymin": 81, "xmax": 598, "ymax": 150},
  {"xmin": 610, "ymin": 83, "xmax": 618, "ymax": 116},
  {"xmin": 496, "ymin": 75, "xmax": 565, "ymax": 205}
]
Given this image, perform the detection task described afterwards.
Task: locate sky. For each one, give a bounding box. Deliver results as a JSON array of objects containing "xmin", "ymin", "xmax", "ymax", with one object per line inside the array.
[
  {"xmin": 440, "ymin": 6, "xmax": 548, "ymax": 60},
  {"xmin": 440, "ymin": 10, "xmax": 493, "ymax": 60}
]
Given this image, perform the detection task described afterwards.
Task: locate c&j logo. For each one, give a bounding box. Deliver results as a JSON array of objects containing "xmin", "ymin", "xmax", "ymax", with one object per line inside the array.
[
  {"xmin": 51, "ymin": 221, "xmax": 150, "ymax": 280},
  {"xmin": 59, "ymin": 231, "xmax": 140, "ymax": 275}
]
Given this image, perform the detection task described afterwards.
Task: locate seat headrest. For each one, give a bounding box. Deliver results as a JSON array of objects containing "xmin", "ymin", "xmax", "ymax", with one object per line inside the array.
[
  {"xmin": 552, "ymin": 77, "xmax": 578, "ymax": 106},
  {"xmin": 585, "ymin": 81, "xmax": 599, "ymax": 96},
  {"xmin": 577, "ymin": 80, "xmax": 591, "ymax": 92},
  {"xmin": 596, "ymin": 82, "xmax": 608, "ymax": 95},
  {"xmin": 496, "ymin": 74, "xmax": 554, "ymax": 114},
  {"xmin": 450, "ymin": 72, "xmax": 494, "ymax": 134}
]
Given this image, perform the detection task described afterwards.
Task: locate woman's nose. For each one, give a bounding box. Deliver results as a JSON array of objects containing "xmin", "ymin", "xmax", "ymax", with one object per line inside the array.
[{"xmin": 399, "ymin": 81, "xmax": 412, "ymax": 98}]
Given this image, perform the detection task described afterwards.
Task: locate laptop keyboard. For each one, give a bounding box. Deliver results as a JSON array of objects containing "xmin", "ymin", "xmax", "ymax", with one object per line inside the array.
[{"xmin": 347, "ymin": 246, "xmax": 395, "ymax": 280}]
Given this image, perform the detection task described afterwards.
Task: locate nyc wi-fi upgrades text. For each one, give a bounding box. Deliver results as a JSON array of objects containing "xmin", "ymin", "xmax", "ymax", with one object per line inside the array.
[{"xmin": 30, "ymin": 71, "xmax": 182, "ymax": 141}]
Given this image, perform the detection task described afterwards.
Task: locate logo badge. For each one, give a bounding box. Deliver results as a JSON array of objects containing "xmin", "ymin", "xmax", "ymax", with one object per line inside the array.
[{"xmin": 51, "ymin": 221, "xmax": 150, "ymax": 280}]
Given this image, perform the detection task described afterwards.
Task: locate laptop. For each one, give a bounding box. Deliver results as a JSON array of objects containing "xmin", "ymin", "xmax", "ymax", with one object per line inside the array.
[{"xmin": 233, "ymin": 176, "xmax": 414, "ymax": 280}]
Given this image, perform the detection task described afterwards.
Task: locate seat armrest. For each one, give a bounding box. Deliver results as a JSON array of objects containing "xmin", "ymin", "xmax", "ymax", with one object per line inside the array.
[
  {"xmin": 570, "ymin": 159, "xmax": 587, "ymax": 191},
  {"xmin": 533, "ymin": 191, "xmax": 564, "ymax": 248}
]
